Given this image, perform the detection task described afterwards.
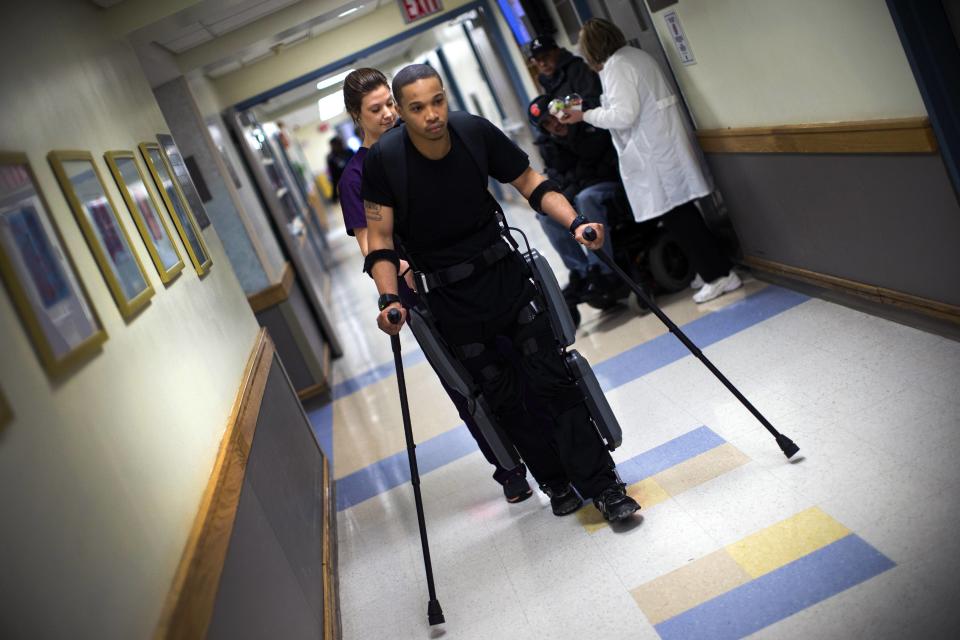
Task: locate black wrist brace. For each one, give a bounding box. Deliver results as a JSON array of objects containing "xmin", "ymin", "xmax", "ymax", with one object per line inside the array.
[
  {"xmin": 377, "ymin": 293, "xmax": 402, "ymax": 311},
  {"xmin": 528, "ymin": 179, "xmax": 562, "ymax": 214},
  {"xmin": 568, "ymin": 214, "xmax": 589, "ymax": 235},
  {"xmin": 363, "ymin": 249, "xmax": 400, "ymax": 276}
]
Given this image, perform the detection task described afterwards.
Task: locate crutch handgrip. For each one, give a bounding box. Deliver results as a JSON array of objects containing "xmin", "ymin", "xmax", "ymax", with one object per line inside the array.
[
  {"xmin": 388, "ymin": 308, "xmax": 401, "ymax": 324},
  {"xmin": 582, "ymin": 226, "xmax": 598, "ymax": 242}
]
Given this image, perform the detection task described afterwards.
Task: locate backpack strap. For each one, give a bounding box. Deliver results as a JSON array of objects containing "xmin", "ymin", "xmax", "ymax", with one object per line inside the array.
[
  {"xmin": 377, "ymin": 123, "xmax": 408, "ymax": 220},
  {"xmin": 447, "ymin": 111, "xmax": 489, "ymax": 190}
]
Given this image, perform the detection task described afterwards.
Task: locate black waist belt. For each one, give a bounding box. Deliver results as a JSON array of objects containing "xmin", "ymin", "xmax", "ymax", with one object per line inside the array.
[{"xmin": 416, "ymin": 235, "xmax": 517, "ymax": 293}]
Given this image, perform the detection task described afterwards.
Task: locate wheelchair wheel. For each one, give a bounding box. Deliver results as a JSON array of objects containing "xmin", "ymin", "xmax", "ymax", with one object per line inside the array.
[{"xmin": 648, "ymin": 231, "xmax": 694, "ymax": 292}]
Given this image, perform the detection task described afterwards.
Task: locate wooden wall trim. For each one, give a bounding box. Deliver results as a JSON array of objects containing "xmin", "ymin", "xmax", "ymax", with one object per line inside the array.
[
  {"xmin": 296, "ymin": 342, "xmax": 332, "ymax": 402},
  {"xmin": 321, "ymin": 459, "xmax": 340, "ymax": 640},
  {"xmin": 698, "ymin": 117, "xmax": 937, "ymax": 154},
  {"xmin": 154, "ymin": 329, "xmax": 275, "ymax": 640},
  {"xmin": 247, "ymin": 262, "xmax": 295, "ymax": 313},
  {"xmin": 744, "ymin": 256, "xmax": 960, "ymax": 324}
]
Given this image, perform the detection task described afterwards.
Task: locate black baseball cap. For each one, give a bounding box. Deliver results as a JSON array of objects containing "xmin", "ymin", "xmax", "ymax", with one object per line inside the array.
[{"xmin": 528, "ymin": 35, "xmax": 558, "ymax": 58}]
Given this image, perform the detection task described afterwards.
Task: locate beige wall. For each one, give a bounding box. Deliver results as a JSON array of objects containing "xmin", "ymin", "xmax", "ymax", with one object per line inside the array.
[
  {"xmin": 0, "ymin": 1, "xmax": 259, "ymax": 637},
  {"xmin": 646, "ymin": 0, "xmax": 926, "ymax": 129}
]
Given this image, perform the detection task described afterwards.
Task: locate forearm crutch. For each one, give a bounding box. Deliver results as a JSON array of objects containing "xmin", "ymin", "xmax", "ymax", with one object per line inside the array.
[
  {"xmin": 387, "ymin": 308, "xmax": 445, "ymax": 625},
  {"xmin": 582, "ymin": 227, "xmax": 799, "ymax": 459}
]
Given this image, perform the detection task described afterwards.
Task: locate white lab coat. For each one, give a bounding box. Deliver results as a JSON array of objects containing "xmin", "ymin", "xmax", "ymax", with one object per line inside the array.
[{"xmin": 584, "ymin": 46, "xmax": 711, "ymax": 223}]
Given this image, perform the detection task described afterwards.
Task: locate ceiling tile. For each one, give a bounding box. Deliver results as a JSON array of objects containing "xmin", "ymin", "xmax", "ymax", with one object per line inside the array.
[
  {"xmin": 205, "ymin": 0, "xmax": 301, "ymax": 36},
  {"xmin": 163, "ymin": 27, "xmax": 215, "ymax": 53}
]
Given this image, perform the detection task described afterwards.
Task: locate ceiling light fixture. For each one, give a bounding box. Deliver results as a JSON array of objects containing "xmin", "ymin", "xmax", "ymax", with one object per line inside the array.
[
  {"xmin": 318, "ymin": 91, "xmax": 345, "ymax": 120},
  {"xmin": 338, "ymin": 5, "xmax": 363, "ymax": 18},
  {"xmin": 316, "ymin": 68, "xmax": 355, "ymax": 90}
]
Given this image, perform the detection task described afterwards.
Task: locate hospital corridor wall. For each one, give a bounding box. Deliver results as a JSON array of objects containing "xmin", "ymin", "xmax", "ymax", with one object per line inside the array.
[
  {"xmin": 632, "ymin": 0, "xmax": 960, "ymax": 319},
  {"xmin": 0, "ymin": 1, "xmax": 336, "ymax": 638}
]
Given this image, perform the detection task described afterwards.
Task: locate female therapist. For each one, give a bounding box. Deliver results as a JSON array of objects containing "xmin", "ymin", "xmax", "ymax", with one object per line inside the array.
[{"xmin": 563, "ymin": 18, "xmax": 742, "ymax": 304}]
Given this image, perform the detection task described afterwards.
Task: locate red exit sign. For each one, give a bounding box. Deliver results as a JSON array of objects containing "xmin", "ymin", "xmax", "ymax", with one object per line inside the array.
[{"xmin": 398, "ymin": 0, "xmax": 443, "ymax": 24}]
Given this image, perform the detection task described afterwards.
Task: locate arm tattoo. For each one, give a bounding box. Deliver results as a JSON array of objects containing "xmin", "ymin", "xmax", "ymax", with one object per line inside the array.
[{"xmin": 364, "ymin": 200, "xmax": 383, "ymax": 221}]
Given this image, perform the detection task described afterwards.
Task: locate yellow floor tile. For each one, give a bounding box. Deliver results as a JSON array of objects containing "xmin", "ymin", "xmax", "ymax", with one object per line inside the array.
[
  {"xmin": 653, "ymin": 443, "xmax": 751, "ymax": 496},
  {"xmin": 725, "ymin": 506, "xmax": 851, "ymax": 578},
  {"xmin": 631, "ymin": 549, "xmax": 752, "ymax": 625},
  {"xmin": 577, "ymin": 477, "xmax": 670, "ymax": 533}
]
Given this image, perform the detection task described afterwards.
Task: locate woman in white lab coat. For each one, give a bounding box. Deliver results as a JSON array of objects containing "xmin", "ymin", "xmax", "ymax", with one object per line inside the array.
[{"xmin": 563, "ymin": 18, "xmax": 741, "ymax": 303}]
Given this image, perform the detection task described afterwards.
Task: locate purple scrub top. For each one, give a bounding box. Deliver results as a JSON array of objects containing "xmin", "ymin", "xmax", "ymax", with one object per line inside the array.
[{"xmin": 338, "ymin": 146, "xmax": 368, "ymax": 236}]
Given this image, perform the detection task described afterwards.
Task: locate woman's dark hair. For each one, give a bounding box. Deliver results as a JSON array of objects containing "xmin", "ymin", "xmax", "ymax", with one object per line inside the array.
[
  {"xmin": 579, "ymin": 18, "xmax": 627, "ymax": 68},
  {"xmin": 343, "ymin": 68, "xmax": 389, "ymax": 123},
  {"xmin": 392, "ymin": 64, "xmax": 442, "ymax": 106}
]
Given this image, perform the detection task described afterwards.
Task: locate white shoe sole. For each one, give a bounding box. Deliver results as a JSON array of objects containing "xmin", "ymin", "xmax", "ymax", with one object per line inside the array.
[{"xmin": 693, "ymin": 273, "xmax": 742, "ymax": 304}]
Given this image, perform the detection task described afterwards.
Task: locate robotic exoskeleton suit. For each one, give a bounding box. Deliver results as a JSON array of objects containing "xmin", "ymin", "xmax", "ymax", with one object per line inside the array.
[{"xmin": 363, "ymin": 110, "xmax": 629, "ymax": 509}]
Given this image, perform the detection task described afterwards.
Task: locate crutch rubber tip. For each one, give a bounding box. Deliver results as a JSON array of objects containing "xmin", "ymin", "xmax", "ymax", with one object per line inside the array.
[
  {"xmin": 427, "ymin": 599, "xmax": 445, "ymax": 625},
  {"xmin": 776, "ymin": 434, "xmax": 800, "ymax": 459}
]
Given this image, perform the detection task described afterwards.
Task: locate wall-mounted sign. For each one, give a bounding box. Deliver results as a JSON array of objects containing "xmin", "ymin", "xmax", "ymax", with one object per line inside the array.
[
  {"xmin": 398, "ymin": 0, "xmax": 443, "ymax": 24},
  {"xmin": 663, "ymin": 11, "xmax": 696, "ymax": 65}
]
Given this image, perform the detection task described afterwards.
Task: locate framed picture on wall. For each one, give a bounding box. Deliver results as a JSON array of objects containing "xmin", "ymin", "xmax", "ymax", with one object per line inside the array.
[
  {"xmin": 48, "ymin": 150, "xmax": 155, "ymax": 319},
  {"xmin": 156, "ymin": 133, "xmax": 211, "ymax": 229},
  {"xmin": 104, "ymin": 150, "xmax": 184, "ymax": 285},
  {"xmin": 0, "ymin": 152, "xmax": 107, "ymax": 375},
  {"xmin": 139, "ymin": 142, "xmax": 212, "ymax": 276}
]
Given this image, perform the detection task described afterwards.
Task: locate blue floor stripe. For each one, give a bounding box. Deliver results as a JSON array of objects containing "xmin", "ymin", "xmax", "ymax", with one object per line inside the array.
[
  {"xmin": 654, "ymin": 535, "xmax": 895, "ymax": 640},
  {"xmin": 331, "ymin": 349, "xmax": 426, "ymax": 400},
  {"xmin": 326, "ymin": 285, "xmax": 809, "ymax": 509},
  {"xmin": 308, "ymin": 402, "xmax": 334, "ymax": 461},
  {"xmin": 335, "ymin": 423, "xmax": 478, "ymax": 511},
  {"xmin": 618, "ymin": 426, "xmax": 725, "ymax": 484},
  {"xmin": 335, "ymin": 425, "xmax": 725, "ymax": 511},
  {"xmin": 594, "ymin": 286, "xmax": 808, "ymax": 392}
]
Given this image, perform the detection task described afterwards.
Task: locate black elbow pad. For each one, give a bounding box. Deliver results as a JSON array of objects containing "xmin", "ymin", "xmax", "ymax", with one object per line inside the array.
[
  {"xmin": 363, "ymin": 249, "xmax": 400, "ymax": 276},
  {"xmin": 528, "ymin": 179, "xmax": 562, "ymax": 214}
]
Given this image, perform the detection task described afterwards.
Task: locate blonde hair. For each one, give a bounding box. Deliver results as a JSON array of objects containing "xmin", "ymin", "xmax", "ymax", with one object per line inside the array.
[{"xmin": 579, "ymin": 18, "xmax": 627, "ymax": 67}]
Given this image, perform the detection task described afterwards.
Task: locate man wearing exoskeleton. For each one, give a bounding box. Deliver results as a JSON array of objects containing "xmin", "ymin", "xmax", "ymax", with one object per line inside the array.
[{"xmin": 362, "ymin": 64, "xmax": 639, "ymax": 522}]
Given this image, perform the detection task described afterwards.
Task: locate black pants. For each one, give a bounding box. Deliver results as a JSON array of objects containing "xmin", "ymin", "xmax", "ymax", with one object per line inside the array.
[
  {"xmin": 660, "ymin": 201, "xmax": 731, "ymax": 282},
  {"xmin": 442, "ymin": 291, "xmax": 618, "ymax": 499}
]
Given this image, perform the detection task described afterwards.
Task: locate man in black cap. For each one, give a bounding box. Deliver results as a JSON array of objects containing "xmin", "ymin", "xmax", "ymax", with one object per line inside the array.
[
  {"xmin": 528, "ymin": 94, "xmax": 625, "ymax": 309},
  {"xmin": 527, "ymin": 35, "xmax": 603, "ymax": 110}
]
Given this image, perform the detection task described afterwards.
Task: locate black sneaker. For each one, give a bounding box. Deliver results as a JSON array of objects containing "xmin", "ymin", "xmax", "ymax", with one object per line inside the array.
[
  {"xmin": 584, "ymin": 266, "xmax": 628, "ymax": 310},
  {"xmin": 503, "ymin": 474, "xmax": 533, "ymax": 503},
  {"xmin": 543, "ymin": 483, "xmax": 584, "ymax": 516},
  {"xmin": 562, "ymin": 271, "xmax": 589, "ymax": 305},
  {"xmin": 594, "ymin": 483, "xmax": 640, "ymax": 522}
]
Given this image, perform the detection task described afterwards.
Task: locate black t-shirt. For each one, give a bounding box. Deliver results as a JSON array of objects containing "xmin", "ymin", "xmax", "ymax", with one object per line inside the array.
[{"xmin": 361, "ymin": 116, "xmax": 530, "ymax": 325}]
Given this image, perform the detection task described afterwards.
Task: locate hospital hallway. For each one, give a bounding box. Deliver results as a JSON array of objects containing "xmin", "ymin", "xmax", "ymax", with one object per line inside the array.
[
  {"xmin": 308, "ymin": 203, "xmax": 960, "ymax": 639},
  {"xmin": 4, "ymin": 1, "xmax": 960, "ymax": 638}
]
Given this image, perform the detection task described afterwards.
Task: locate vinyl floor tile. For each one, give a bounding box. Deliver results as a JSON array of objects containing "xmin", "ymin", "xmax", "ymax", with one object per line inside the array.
[
  {"xmin": 671, "ymin": 462, "xmax": 816, "ymax": 547},
  {"xmin": 326, "ymin": 207, "xmax": 960, "ymax": 639}
]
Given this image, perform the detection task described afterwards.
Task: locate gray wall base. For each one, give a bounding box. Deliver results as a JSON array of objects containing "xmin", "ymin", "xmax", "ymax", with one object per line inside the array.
[
  {"xmin": 708, "ymin": 152, "xmax": 960, "ymax": 307},
  {"xmin": 254, "ymin": 281, "xmax": 329, "ymax": 394},
  {"xmin": 207, "ymin": 357, "xmax": 332, "ymax": 639}
]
